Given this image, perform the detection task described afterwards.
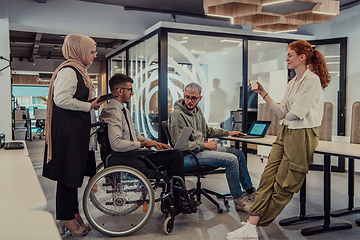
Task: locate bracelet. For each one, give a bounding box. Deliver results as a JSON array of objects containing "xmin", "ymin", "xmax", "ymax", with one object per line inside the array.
[{"xmin": 263, "ymin": 92, "xmax": 268, "ymax": 100}]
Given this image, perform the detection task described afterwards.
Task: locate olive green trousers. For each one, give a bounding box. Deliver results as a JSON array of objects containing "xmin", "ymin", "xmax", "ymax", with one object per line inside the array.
[{"xmin": 249, "ymin": 124, "xmax": 319, "ymax": 227}]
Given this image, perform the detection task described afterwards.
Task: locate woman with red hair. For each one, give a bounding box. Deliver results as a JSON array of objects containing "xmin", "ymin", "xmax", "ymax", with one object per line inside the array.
[{"xmin": 226, "ymin": 40, "xmax": 330, "ymax": 240}]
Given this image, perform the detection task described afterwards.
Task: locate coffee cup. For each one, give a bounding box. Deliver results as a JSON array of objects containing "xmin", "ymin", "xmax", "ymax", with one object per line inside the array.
[{"xmin": 250, "ymin": 79, "xmax": 258, "ymax": 90}]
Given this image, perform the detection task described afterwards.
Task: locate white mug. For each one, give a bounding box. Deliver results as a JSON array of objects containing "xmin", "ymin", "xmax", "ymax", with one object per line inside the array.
[{"xmin": 250, "ymin": 79, "xmax": 258, "ymax": 90}]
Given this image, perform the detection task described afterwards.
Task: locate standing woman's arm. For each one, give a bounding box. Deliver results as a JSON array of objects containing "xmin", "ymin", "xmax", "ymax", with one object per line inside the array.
[
  {"xmin": 250, "ymin": 80, "xmax": 289, "ymax": 119},
  {"xmin": 53, "ymin": 68, "xmax": 91, "ymax": 112}
]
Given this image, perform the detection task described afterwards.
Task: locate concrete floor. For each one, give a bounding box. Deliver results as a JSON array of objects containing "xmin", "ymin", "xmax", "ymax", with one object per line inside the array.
[{"xmin": 27, "ymin": 139, "xmax": 360, "ymax": 240}]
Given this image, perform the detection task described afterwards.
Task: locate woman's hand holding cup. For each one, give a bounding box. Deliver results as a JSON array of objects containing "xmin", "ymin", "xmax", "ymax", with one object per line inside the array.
[{"xmin": 249, "ymin": 79, "xmax": 265, "ymax": 95}]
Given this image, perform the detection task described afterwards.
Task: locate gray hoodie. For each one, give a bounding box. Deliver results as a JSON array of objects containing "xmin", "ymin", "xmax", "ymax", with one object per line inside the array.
[{"xmin": 168, "ymin": 99, "xmax": 228, "ymax": 152}]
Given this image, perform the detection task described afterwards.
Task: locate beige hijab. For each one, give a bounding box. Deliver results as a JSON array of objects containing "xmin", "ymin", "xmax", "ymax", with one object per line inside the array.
[{"xmin": 45, "ymin": 33, "xmax": 96, "ymax": 163}]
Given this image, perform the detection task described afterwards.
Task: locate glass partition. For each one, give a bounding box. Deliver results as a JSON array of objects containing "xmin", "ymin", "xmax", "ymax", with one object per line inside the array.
[
  {"xmin": 168, "ymin": 33, "xmax": 243, "ymax": 129},
  {"xmin": 128, "ymin": 35, "xmax": 159, "ymax": 140},
  {"xmin": 248, "ymin": 40, "xmax": 288, "ymax": 105},
  {"xmin": 315, "ymin": 43, "xmax": 340, "ymax": 136},
  {"xmin": 248, "ymin": 40, "xmax": 288, "ymax": 156},
  {"xmin": 106, "ymin": 26, "xmax": 346, "ymax": 149}
]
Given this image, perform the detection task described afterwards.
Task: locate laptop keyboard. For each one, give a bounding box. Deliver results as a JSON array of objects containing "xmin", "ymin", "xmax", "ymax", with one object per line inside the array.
[{"xmin": 4, "ymin": 142, "xmax": 25, "ymax": 150}]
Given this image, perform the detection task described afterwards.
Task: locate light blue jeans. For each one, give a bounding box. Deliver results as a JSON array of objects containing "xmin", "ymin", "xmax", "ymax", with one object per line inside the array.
[{"xmin": 184, "ymin": 146, "xmax": 253, "ymax": 199}]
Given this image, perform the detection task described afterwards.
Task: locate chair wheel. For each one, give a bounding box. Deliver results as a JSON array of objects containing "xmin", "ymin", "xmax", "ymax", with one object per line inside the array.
[
  {"xmin": 163, "ymin": 216, "xmax": 174, "ymax": 235},
  {"xmin": 224, "ymin": 199, "xmax": 229, "ymax": 204},
  {"xmin": 356, "ymin": 219, "xmax": 360, "ymax": 226},
  {"xmin": 217, "ymin": 208, "xmax": 223, "ymax": 213}
]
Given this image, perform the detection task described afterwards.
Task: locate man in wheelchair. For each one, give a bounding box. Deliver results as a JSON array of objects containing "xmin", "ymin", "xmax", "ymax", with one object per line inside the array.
[{"xmin": 99, "ymin": 73, "xmax": 200, "ymax": 213}]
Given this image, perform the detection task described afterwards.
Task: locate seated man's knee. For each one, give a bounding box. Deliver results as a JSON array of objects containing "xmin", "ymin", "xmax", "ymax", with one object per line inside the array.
[
  {"xmin": 226, "ymin": 147, "xmax": 245, "ymax": 158},
  {"xmin": 225, "ymin": 155, "xmax": 239, "ymax": 168},
  {"xmin": 234, "ymin": 149, "xmax": 246, "ymax": 162}
]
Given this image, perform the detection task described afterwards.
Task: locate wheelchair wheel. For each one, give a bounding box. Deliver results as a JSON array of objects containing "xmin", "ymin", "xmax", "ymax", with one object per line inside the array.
[
  {"xmin": 83, "ymin": 165, "xmax": 155, "ymax": 236},
  {"xmin": 163, "ymin": 216, "xmax": 174, "ymax": 235},
  {"xmin": 96, "ymin": 161, "xmax": 104, "ymax": 173}
]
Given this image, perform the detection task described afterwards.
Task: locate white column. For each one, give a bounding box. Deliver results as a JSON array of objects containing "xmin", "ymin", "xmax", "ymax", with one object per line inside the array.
[{"xmin": 0, "ymin": 0, "xmax": 12, "ymax": 138}]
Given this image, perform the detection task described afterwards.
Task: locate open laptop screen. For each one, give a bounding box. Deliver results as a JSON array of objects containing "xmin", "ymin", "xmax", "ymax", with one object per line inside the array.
[{"xmin": 248, "ymin": 121, "xmax": 271, "ymax": 136}]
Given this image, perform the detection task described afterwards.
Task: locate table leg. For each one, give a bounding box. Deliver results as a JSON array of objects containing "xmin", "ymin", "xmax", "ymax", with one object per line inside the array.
[
  {"xmin": 279, "ymin": 177, "xmax": 324, "ymax": 226},
  {"xmin": 301, "ymin": 154, "xmax": 352, "ymax": 236},
  {"xmin": 29, "ymin": 119, "xmax": 32, "ymax": 141},
  {"xmin": 331, "ymin": 158, "xmax": 360, "ymax": 217},
  {"xmin": 242, "ymin": 142, "xmax": 247, "ymax": 162},
  {"xmin": 235, "ymin": 141, "xmax": 239, "ymax": 150}
]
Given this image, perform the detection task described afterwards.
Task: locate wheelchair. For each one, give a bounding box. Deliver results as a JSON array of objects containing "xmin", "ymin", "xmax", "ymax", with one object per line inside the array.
[{"xmin": 82, "ymin": 122, "xmax": 197, "ymax": 237}]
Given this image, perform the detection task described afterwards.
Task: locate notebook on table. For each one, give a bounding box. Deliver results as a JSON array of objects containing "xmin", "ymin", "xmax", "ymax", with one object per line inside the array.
[{"xmin": 235, "ymin": 121, "xmax": 271, "ymax": 138}]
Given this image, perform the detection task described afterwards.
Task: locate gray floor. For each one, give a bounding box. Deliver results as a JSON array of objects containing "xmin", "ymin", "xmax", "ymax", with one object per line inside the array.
[{"xmin": 27, "ymin": 139, "xmax": 360, "ymax": 240}]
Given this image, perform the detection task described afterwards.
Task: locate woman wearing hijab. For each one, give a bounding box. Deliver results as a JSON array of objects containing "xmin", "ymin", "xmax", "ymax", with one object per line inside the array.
[{"xmin": 42, "ymin": 33, "xmax": 106, "ymax": 237}]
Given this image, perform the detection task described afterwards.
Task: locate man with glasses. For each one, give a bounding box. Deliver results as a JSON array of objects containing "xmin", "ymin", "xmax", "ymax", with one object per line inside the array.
[
  {"xmin": 99, "ymin": 73, "xmax": 200, "ymax": 212},
  {"xmin": 169, "ymin": 83, "xmax": 256, "ymax": 212}
]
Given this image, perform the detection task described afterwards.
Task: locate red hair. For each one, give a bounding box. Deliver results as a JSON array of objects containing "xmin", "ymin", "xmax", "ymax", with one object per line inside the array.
[{"xmin": 288, "ymin": 40, "xmax": 331, "ymax": 89}]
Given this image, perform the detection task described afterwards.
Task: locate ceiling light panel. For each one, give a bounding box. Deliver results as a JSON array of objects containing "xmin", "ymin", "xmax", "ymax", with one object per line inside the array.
[{"xmin": 203, "ymin": 0, "xmax": 339, "ymax": 33}]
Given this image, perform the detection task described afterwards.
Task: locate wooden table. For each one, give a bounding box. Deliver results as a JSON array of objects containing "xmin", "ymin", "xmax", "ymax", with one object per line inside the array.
[
  {"xmin": 0, "ymin": 156, "xmax": 47, "ymax": 212},
  {"xmin": 0, "ymin": 210, "xmax": 61, "ymax": 240},
  {"xmin": 221, "ymin": 135, "xmax": 359, "ymax": 235}
]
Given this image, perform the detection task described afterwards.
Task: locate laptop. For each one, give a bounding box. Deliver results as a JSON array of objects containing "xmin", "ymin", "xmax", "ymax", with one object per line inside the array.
[
  {"xmin": 235, "ymin": 121, "xmax": 271, "ymax": 138},
  {"xmin": 158, "ymin": 127, "xmax": 193, "ymax": 151}
]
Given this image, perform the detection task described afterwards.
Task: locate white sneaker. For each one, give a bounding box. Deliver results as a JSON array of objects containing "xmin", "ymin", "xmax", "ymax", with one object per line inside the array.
[
  {"xmin": 227, "ymin": 221, "xmax": 246, "ymax": 236},
  {"xmin": 234, "ymin": 195, "xmax": 253, "ymax": 212},
  {"xmin": 226, "ymin": 222, "xmax": 258, "ymax": 240}
]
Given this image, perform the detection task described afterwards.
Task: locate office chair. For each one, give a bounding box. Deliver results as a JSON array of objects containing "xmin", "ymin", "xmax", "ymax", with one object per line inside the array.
[
  {"xmin": 162, "ymin": 121, "xmax": 231, "ymax": 213},
  {"xmin": 33, "ymin": 108, "xmax": 46, "ymax": 139}
]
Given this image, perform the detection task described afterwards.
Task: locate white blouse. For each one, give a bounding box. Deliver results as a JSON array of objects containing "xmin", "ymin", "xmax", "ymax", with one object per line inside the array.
[
  {"xmin": 53, "ymin": 67, "xmax": 97, "ymax": 151},
  {"xmin": 269, "ymin": 68, "xmax": 324, "ymax": 129},
  {"xmin": 53, "ymin": 68, "xmax": 91, "ymax": 111}
]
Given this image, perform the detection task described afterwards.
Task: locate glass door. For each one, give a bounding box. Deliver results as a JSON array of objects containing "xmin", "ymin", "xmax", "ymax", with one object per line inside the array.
[{"xmin": 309, "ymin": 38, "xmax": 347, "ymax": 172}]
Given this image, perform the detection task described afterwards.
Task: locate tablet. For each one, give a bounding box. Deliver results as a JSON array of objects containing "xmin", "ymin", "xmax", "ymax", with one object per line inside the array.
[{"xmin": 88, "ymin": 94, "xmax": 118, "ymax": 103}]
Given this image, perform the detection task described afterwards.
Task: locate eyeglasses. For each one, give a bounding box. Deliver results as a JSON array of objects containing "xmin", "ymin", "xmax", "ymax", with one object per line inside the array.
[
  {"xmin": 90, "ymin": 51, "xmax": 98, "ymax": 56},
  {"xmin": 120, "ymin": 87, "xmax": 133, "ymax": 93},
  {"xmin": 184, "ymin": 95, "xmax": 200, "ymax": 101}
]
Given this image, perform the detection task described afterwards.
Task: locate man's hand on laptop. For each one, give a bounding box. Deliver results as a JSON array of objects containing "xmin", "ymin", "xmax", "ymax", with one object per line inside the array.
[
  {"xmin": 228, "ymin": 131, "xmax": 245, "ymax": 137},
  {"xmin": 141, "ymin": 140, "xmax": 172, "ymax": 150},
  {"xmin": 204, "ymin": 139, "xmax": 217, "ymax": 150}
]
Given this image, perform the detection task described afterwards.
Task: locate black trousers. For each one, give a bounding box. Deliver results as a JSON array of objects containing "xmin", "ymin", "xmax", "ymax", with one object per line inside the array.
[
  {"xmin": 54, "ymin": 151, "xmax": 96, "ymax": 220},
  {"xmin": 147, "ymin": 150, "xmax": 185, "ymax": 179},
  {"xmin": 56, "ymin": 182, "xmax": 79, "ymax": 220}
]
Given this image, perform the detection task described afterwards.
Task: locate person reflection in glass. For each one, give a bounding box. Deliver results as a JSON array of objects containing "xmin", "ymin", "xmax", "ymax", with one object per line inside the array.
[{"xmin": 209, "ymin": 78, "xmax": 228, "ymax": 123}]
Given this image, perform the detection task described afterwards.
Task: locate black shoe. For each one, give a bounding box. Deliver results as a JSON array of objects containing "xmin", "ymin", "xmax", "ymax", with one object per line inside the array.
[{"xmin": 180, "ymin": 193, "xmax": 201, "ymax": 209}]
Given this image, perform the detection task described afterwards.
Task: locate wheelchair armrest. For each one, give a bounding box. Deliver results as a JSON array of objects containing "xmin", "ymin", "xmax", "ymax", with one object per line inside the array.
[{"xmin": 107, "ymin": 150, "xmax": 158, "ymax": 172}]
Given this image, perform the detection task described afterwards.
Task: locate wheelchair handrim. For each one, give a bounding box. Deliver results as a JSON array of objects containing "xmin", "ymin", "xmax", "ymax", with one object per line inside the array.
[{"xmin": 83, "ymin": 165, "xmax": 155, "ymax": 236}]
